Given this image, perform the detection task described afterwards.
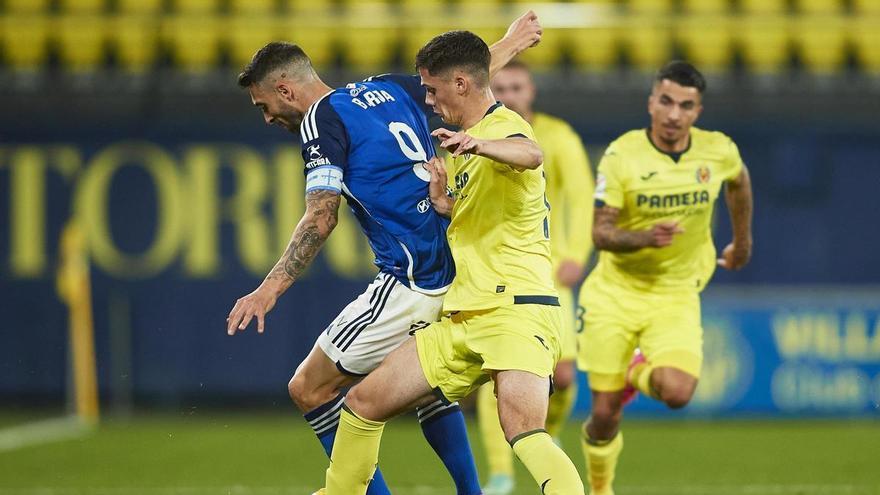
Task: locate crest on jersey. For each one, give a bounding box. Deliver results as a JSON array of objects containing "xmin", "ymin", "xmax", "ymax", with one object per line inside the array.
[
  {"xmin": 347, "ymin": 84, "xmax": 367, "ymax": 97},
  {"xmin": 308, "ymin": 145, "xmax": 323, "ymax": 160},
  {"xmin": 696, "ymin": 166, "xmax": 711, "ymax": 184}
]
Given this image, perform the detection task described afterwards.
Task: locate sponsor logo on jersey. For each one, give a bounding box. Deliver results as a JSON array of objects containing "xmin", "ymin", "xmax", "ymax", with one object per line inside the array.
[
  {"xmin": 640, "ymin": 171, "xmax": 658, "ymax": 181},
  {"xmin": 417, "ymin": 198, "xmax": 430, "ymax": 213},
  {"xmin": 305, "ymin": 157, "xmax": 332, "ymax": 169},
  {"xmin": 346, "ymin": 83, "xmax": 367, "ymax": 97},
  {"xmin": 637, "ymin": 190, "xmax": 710, "ymax": 208},
  {"xmin": 308, "ymin": 144, "xmax": 323, "ymax": 160},
  {"xmin": 697, "ymin": 166, "xmax": 711, "ymax": 184}
]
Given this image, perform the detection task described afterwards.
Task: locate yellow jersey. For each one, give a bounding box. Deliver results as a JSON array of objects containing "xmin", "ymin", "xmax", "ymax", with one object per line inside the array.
[
  {"xmin": 443, "ymin": 103, "xmax": 558, "ymax": 312},
  {"xmin": 591, "ymin": 127, "xmax": 745, "ymax": 293},
  {"xmin": 532, "ymin": 113, "xmax": 594, "ymax": 273}
]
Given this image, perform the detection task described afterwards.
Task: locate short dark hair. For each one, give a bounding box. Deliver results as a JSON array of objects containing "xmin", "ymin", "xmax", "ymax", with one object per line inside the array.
[
  {"xmin": 655, "ymin": 61, "xmax": 706, "ymax": 93},
  {"xmin": 237, "ymin": 41, "xmax": 311, "ymax": 88},
  {"xmin": 415, "ymin": 31, "xmax": 491, "ymax": 86}
]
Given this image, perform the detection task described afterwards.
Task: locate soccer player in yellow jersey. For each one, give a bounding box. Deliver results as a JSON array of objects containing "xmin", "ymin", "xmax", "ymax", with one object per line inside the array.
[
  {"xmin": 476, "ymin": 59, "xmax": 595, "ymax": 495},
  {"xmin": 578, "ymin": 61, "xmax": 753, "ymax": 495},
  {"xmin": 321, "ymin": 31, "xmax": 584, "ymax": 495}
]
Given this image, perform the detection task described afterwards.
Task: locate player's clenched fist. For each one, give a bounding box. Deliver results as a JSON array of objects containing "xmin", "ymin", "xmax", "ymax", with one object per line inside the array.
[
  {"xmin": 226, "ymin": 287, "xmax": 278, "ymax": 335},
  {"xmin": 648, "ymin": 221, "xmax": 685, "ymax": 248},
  {"xmin": 717, "ymin": 241, "xmax": 751, "ymax": 271},
  {"xmin": 504, "ymin": 10, "xmax": 542, "ymax": 51},
  {"xmin": 433, "ymin": 128, "xmax": 482, "ymax": 157}
]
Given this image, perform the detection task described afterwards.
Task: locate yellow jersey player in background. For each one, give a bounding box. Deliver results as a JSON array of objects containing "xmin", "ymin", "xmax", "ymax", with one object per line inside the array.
[
  {"xmin": 578, "ymin": 61, "xmax": 753, "ymax": 495},
  {"xmin": 321, "ymin": 30, "xmax": 584, "ymax": 495},
  {"xmin": 476, "ymin": 59, "xmax": 595, "ymax": 495}
]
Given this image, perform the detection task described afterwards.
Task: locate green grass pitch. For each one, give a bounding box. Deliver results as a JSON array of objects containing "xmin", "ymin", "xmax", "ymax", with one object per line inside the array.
[{"xmin": 1, "ymin": 412, "xmax": 878, "ymax": 494}]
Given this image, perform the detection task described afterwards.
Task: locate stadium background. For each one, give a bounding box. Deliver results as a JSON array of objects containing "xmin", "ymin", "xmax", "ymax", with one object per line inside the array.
[{"xmin": 1, "ymin": 0, "xmax": 879, "ymax": 493}]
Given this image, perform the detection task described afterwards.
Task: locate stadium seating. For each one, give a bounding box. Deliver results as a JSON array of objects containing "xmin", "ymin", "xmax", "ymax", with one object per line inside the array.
[
  {"xmin": 680, "ymin": 0, "xmax": 730, "ymax": 14},
  {"xmin": 117, "ymin": 0, "xmax": 163, "ymax": 14},
  {"xmin": 110, "ymin": 15, "xmax": 161, "ymax": 73},
  {"xmin": 737, "ymin": 16, "xmax": 791, "ymax": 74},
  {"xmin": 164, "ymin": 15, "xmax": 223, "ymax": 73},
  {"xmin": 676, "ymin": 16, "xmax": 734, "ymax": 73},
  {"xmin": 280, "ymin": 18, "xmax": 338, "ymax": 69},
  {"xmin": 568, "ymin": 26, "xmax": 619, "ymax": 72},
  {"xmin": 0, "ymin": 14, "xmax": 50, "ymax": 70},
  {"xmin": 792, "ymin": 16, "xmax": 847, "ymax": 74},
  {"xmin": 230, "ymin": 0, "xmax": 278, "ymax": 15},
  {"xmin": 3, "ymin": 0, "xmax": 51, "ymax": 13},
  {"xmin": 58, "ymin": 0, "xmax": 106, "ymax": 14},
  {"xmin": 56, "ymin": 15, "xmax": 107, "ymax": 72},
  {"xmin": 851, "ymin": 17, "xmax": 880, "ymax": 74},
  {"xmin": 1, "ymin": 0, "xmax": 879, "ymax": 76},
  {"xmin": 170, "ymin": 0, "xmax": 220, "ymax": 14},
  {"xmin": 228, "ymin": 17, "xmax": 281, "ymax": 70},
  {"xmin": 621, "ymin": 21, "xmax": 672, "ymax": 72}
]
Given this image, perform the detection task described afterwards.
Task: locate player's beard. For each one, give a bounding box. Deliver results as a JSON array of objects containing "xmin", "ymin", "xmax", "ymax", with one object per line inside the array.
[{"xmin": 280, "ymin": 111, "xmax": 305, "ymax": 133}]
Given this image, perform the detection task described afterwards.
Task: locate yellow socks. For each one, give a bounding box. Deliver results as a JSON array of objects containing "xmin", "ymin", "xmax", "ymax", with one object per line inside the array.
[
  {"xmin": 629, "ymin": 362, "xmax": 660, "ymax": 400},
  {"xmin": 325, "ymin": 407, "xmax": 385, "ymax": 495},
  {"xmin": 511, "ymin": 429, "xmax": 585, "ymax": 495},
  {"xmin": 581, "ymin": 430, "xmax": 623, "ymax": 495},
  {"xmin": 477, "ymin": 383, "xmax": 515, "ymax": 478},
  {"xmin": 545, "ymin": 381, "xmax": 577, "ymax": 439}
]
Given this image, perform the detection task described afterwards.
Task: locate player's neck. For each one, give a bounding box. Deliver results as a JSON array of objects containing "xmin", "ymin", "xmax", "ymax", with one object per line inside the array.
[
  {"xmin": 649, "ymin": 127, "xmax": 690, "ymax": 154},
  {"xmin": 459, "ymin": 92, "xmax": 497, "ymax": 130},
  {"xmin": 298, "ymin": 79, "xmax": 334, "ymax": 111}
]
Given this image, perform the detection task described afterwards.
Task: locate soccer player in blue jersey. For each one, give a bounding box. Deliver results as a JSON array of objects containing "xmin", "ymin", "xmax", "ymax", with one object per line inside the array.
[{"xmin": 225, "ymin": 11, "xmax": 544, "ymax": 495}]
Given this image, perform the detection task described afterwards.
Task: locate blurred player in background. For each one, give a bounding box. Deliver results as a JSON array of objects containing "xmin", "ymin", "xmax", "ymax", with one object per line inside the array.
[
  {"xmin": 226, "ymin": 12, "xmax": 543, "ymax": 495},
  {"xmin": 578, "ymin": 61, "xmax": 753, "ymax": 495},
  {"xmin": 321, "ymin": 30, "xmax": 584, "ymax": 495},
  {"xmin": 477, "ymin": 59, "xmax": 594, "ymax": 495}
]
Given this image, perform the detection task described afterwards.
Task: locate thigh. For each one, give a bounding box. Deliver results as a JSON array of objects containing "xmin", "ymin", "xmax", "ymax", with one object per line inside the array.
[
  {"xmin": 346, "ymin": 338, "xmax": 436, "ymax": 421},
  {"xmin": 293, "ymin": 342, "xmax": 357, "ymax": 394},
  {"xmin": 494, "ymin": 369, "xmax": 553, "ymax": 441},
  {"xmin": 414, "ymin": 313, "xmax": 488, "ymax": 403},
  {"xmin": 317, "ymin": 273, "xmax": 444, "ymax": 376},
  {"xmin": 470, "ymin": 304, "xmax": 562, "ymax": 379},
  {"xmin": 577, "ymin": 283, "xmax": 640, "ymax": 390},
  {"xmin": 640, "ymin": 292, "xmax": 703, "ymax": 378},
  {"xmin": 557, "ymin": 287, "xmax": 578, "ymax": 362}
]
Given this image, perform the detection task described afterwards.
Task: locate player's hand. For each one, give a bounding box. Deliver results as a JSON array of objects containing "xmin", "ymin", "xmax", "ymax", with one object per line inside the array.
[
  {"xmin": 648, "ymin": 221, "xmax": 684, "ymax": 248},
  {"xmin": 432, "ymin": 128, "xmax": 482, "ymax": 158},
  {"xmin": 424, "ymin": 156, "xmax": 454, "ymax": 217},
  {"xmin": 504, "ymin": 10, "xmax": 542, "ymax": 52},
  {"xmin": 717, "ymin": 241, "xmax": 751, "ymax": 271},
  {"xmin": 556, "ymin": 259, "xmax": 585, "ymax": 288},
  {"xmin": 226, "ymin": 286, "xmax": 278, "ymax": 335}
]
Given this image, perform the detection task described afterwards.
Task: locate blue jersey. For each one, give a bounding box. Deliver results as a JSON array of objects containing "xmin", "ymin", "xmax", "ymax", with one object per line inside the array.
[{"xmin": 300, "ymin": 74, "xmax": 453, "ymax": 294}]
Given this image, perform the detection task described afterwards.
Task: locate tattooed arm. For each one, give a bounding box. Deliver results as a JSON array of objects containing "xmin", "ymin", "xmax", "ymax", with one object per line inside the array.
[
  {"xmin": 226, "ymin": 190, "xmax": 341, "ymax": 335},
  {"xmin": 592, "ymin": 205, "xmax": 684, "ymax": 253}
]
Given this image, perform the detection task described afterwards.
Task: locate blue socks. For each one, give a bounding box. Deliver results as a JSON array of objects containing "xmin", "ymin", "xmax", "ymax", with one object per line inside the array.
[
  {"xmin": 417, "ymin": 400, "xmax": 482, "ymax": 495},
  {"xmin": 305, "ymin": 395, "xmax": 391, "ymax": 495}
]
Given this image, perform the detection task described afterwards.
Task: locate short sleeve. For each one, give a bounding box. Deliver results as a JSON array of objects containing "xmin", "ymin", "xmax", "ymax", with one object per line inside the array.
[
  {"xmin": 594, "ymin": 146, "xmax": 624, "ymax": 209},
  {"xmin": 370, "ymin": 73, "xmax": 432, "ymax": 117},
  {"xmin": 300, "ymin": 99, "xmax": 349, "ymax": 195},
  {"xmin": 723, "ymin": 137, "xmax": 745, "ymax": 181}
]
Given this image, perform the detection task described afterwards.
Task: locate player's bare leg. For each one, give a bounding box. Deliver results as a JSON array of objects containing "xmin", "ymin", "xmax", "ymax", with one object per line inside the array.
[
  {"xmin": 582, "ymin": 390, "xmax": 624, "ymax": 495},
  {"xmin": 494, "ymin": 370, "xmax": 584, "ymax": 495},
  {"xmin": 325, "ymin": 338, "xmax": 439, "ymax": 495},
  {"xmin": 547, "ymin": 359, "xmax": 577, "ymax": 439},
  {"xmin": 288, "ymin": 343, "xmax": 357, "ymax": 412},
  {"xmin": 645, "ymin": 366, "xmax": 698, "ymax": 409}
]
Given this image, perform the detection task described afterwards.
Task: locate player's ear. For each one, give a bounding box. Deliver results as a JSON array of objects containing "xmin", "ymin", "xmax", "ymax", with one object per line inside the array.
[
  {"xmin": 276, "ymin": 82, "xmax": 294, "ymax": 102},
  {"xmin": 454, "ymin": 73, "xmax": 468, "ymax": 95}
]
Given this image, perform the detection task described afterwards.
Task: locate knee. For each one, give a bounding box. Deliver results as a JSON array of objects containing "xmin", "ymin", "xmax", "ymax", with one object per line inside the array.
[
  {"xmin": 656, "ymin": 379, "xmax": 696, "ymax": 409},
  {"xmin": 659, "ymin": 386, "xmax": 694, "ymax": 409},
  {"xmin": 344, "ymin": 384, "xmax": 382, "ymax": 420},
  {"xmin": 288, "ymin": 373, "xmax": 334, "ymax": 412},
  {"xmin": 591, "ymin": 400, "xmax": 622, "ymax": 426}
]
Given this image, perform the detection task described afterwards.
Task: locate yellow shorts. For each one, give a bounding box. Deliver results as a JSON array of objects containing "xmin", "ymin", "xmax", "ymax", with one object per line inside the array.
[
  {"xmin": 576, "ymin": 277, "xmax": 703, "ymax": 392},
  {"xmin": 415, "ymin": 302, "xmax": 563, "ymax": 403},
  {"xmin": 558, "ymin": 287, "xmax": 579, "ymax": 362}
]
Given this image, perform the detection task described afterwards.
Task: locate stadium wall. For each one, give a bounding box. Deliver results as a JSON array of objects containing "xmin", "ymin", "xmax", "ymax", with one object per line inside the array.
[{"xmin": 1, "ymin": 88, "xmax": 878, "ymax": 416}]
